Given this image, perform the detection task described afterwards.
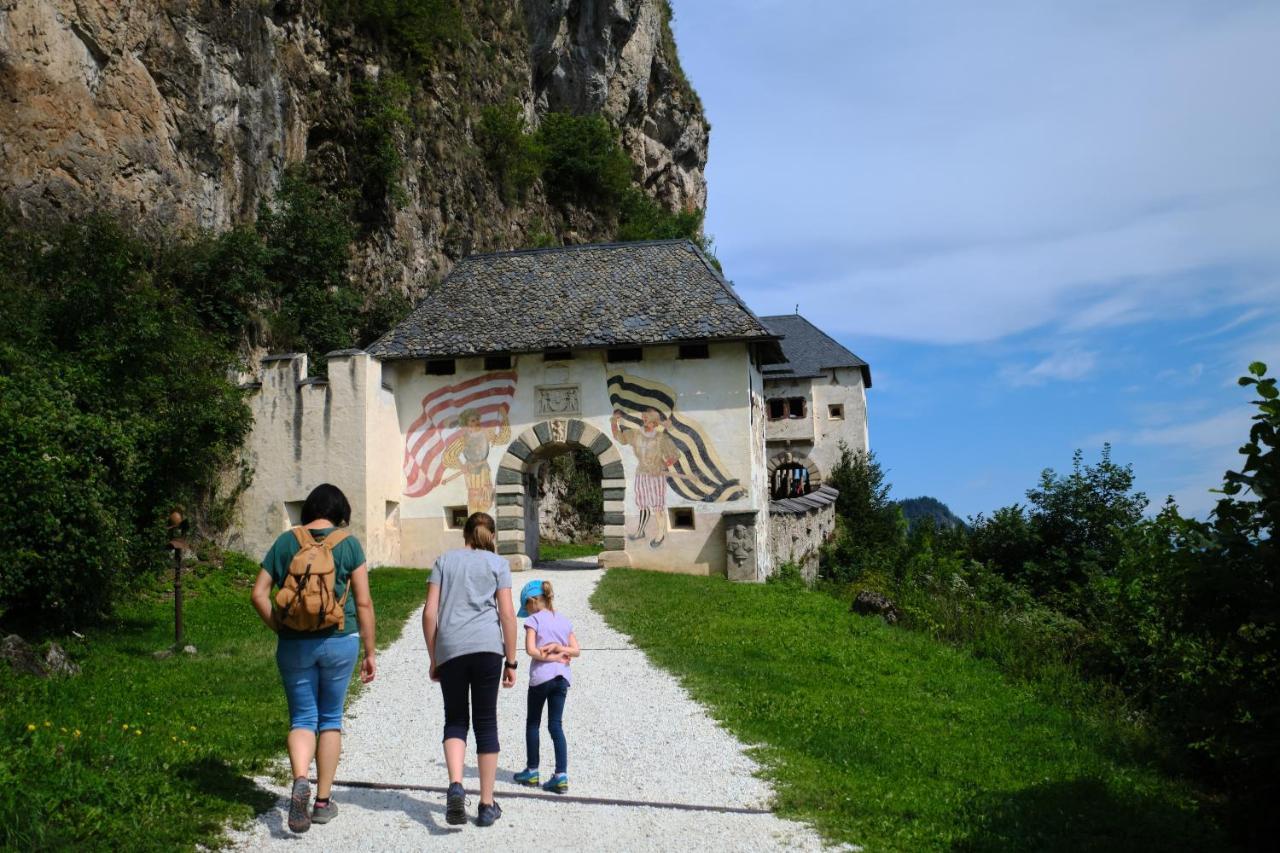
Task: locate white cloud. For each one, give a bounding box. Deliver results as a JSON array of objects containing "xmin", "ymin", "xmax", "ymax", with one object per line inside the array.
[
  {"xmin": 1131, "ymin": 410, "xmax": 1251, "ymax": 450},
  {"xmin": 1001, "ymin": 349, "xmax": 1098, "ymax": 387},
  {"xmin": 679, "ymin": 1, "xmax": 1280, "ymax": 345}
]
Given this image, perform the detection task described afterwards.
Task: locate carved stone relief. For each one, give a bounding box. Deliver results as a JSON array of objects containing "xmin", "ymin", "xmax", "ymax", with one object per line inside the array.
[{"xmin": 537, "ymin": 384, "xmax": 581, "ymax": 416}]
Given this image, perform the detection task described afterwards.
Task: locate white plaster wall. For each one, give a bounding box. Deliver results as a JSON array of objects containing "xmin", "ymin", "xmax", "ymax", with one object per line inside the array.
[
  {"xmin": 765, "ymin": 368, "xmax": 869, "ymax": 480},
  {"xmin": 233, "ymin": 352, "xmax": 404, "ymax": 567},
  {"xmin": 385, "ymin": 343, "xmax": 767, "ymax": 574}
]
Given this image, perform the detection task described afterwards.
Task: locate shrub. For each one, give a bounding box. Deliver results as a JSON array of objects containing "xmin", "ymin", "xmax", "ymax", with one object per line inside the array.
[
  {"xmin": 536, "ymin": 111, "xmax": 634, "ymax": 206},
  {"xmin": 324, "ymin": 0, "xmax": 467, "ymax": 71},
  {"xmin": 476, "ymin": 101, "xmax": 545, "ymax": 204},
  {"xmin": 352, "ymin": 73, "xmax": 412, "ymax": 215}
]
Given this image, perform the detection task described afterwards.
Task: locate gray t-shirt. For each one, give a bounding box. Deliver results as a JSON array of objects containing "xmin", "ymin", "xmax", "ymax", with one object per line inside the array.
[{"xmin": 429, "ymin": 548, "xmax": 512, "ymax": 666}]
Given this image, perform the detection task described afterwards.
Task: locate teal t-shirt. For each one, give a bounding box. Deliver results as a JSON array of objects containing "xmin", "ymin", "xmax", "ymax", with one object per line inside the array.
[{"xmin": 262, "ymin": 527, "xmax": 367, "ymax": 639}]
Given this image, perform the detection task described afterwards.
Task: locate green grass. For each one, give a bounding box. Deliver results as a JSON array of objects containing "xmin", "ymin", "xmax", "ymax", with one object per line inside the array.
[
  {"xmin": 538, "ymin": 540, "xmax": 603, "ymax": 561},
  {"xmin": 0, "ymin": 555, "xmax": 425, "ymax": 852},
  {"xmin": 591, "ymin": 570, "xmax": 1231, "ymax": 853}
]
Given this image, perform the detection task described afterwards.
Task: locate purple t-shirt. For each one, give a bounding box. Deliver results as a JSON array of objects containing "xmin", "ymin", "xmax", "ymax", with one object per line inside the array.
[{"xmin": 525, "ymin": 609, "xmax": 574, "ymax": 687}]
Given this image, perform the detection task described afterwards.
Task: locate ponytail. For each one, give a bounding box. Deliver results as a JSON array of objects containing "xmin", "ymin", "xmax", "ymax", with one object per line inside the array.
[
  {"xmin": 464, "ymin": 512, "xmax": 496, "ymax": 552},
  {"xmin": 539, "ymin": 580, "xmax": 555, "ymax": 612}
]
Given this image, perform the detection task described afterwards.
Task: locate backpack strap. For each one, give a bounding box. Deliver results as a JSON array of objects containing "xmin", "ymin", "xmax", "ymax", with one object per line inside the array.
[
  {"xmin": 292, "ymin": 526, "xmax": 317, "ymax": 549},
  {"xmin": 321, "ymin": 528, "xmax": 350, "ymax": 551}
]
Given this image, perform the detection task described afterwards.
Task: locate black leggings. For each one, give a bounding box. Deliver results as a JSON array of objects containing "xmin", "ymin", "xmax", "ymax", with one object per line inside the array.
[{"xmin": 437, "ymin": 652, "xmax": 502, "ymax": 754}]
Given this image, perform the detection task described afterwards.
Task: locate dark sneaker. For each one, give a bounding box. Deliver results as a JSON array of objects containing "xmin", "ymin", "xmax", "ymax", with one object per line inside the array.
[
  {"xmin": 513, "ymin": 768, "xmax": 540, "ymax": 786},
  {"xmin": 311, "ymin": 798, "xmax": 337, "ymax": 824},
  {"xmin": 445, "ymin": 782, "xmax": 467, "ymax": 825},
  {"xmin": 476, "ymin": 800, "xmax": 502, "ymax": 827},
  {"xmin": 542, "ymin": 773, "xmax": 569, "ymax": 794},
  {"xmin": 287, "ymin": 777, "xmax": 311, "ymax": 833}
]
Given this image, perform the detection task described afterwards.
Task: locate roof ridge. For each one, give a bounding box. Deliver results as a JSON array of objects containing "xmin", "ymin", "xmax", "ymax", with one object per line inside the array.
[{"xmin": 455, "ymin": 238, "xmax": 692, "ymax": 263}]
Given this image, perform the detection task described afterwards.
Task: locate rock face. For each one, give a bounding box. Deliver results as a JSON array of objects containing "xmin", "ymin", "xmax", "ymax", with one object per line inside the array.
[{"xmin": 0, "ymin": 0, "xmax": 708, "ymax": 293}]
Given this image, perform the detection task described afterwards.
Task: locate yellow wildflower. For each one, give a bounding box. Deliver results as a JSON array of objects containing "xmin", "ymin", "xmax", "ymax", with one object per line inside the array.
[
  {"xmin": 26, "ymin": 723, "xmax": 36, "ymax": 732},
  {"xmin": 188, "ymin": 725, "xmax": 197, "ymax": 732},
  {"xmin": 60, "ymin": 727, "xmax": 67, "ymax": 733},
  {"xmin": 122, "ymin": 724, "xmax": 129, "ymax": 730},
  {"xmin": 73, "ymin": 730, "xmax": 81, "ymax": 738},
  {"xmin": 171, "ymin": 736, "xmax": 177, "ymax": 741},
  {"xmin": 134, "ymin": 730, "xmax": 142, "ymax": 736},
  {"xmin": 43, "ymin": 721, "xmax": 51, "ymax": 728}
]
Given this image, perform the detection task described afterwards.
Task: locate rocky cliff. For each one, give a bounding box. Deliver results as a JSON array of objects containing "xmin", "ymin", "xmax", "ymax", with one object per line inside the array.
[{"xmin": 0, "ymin": 0, "xmax": 708, "ymax": 293}]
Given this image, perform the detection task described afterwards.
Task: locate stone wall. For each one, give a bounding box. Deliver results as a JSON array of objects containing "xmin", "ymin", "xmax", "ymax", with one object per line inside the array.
[{"xmin": 767, "ymin": 485, "xmax": 839, "ymax": 582}]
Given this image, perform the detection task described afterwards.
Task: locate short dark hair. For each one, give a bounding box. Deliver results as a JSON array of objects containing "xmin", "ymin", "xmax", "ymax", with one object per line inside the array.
[{"xmin": 301, "ymin": 483, "xmax": 351, "ymax": 527}]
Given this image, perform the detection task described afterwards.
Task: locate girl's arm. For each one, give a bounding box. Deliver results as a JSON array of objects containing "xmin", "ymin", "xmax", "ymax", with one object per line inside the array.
[
  {"xmin": 349, "ymin": 564, "xmax": 376, "ymax": 683},
  {"xmin": 497, "ymin": 587, "xmax": 518, "ymax": 687},
  {"xmin": 423, "ymin": 581, "xmax": 440, "ymax": 680},
  {"xmin": 564, "ymin": 631, "xmax": 581, "ymax": 659},
  {"xmin": 525, "ymin": 625, "xmax": 547, "ymax": 660},
  {"xmin": 250, "ymin": 569, "xmax": 276, "ymax": 630}
]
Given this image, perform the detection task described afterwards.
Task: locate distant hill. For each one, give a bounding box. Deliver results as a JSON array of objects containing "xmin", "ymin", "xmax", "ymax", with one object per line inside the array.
[{"xmin": 896, "ymin": 497, "xmax": 966, "ymax": 532}]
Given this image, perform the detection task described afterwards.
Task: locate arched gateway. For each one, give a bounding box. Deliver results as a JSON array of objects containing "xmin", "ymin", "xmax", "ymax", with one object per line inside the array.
[{"xmin": 493, "ymin": 418, "xmax": 626, "ymax": 568}]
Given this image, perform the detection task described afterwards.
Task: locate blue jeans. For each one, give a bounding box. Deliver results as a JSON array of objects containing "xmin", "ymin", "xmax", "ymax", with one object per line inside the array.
[
  {"xmin": 526, "ymin": 676, "xmax": 569, "ymax": 774},
  {"xmin": 276, "ymin": 633, "xmax": 360, "ymax": 732}
]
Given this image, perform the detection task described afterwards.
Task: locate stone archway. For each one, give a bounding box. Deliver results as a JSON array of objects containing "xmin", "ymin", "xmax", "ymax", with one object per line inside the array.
[
  {"xmin": 768, "ymin": 449, "xmax": 825, "ymax": 500},
  {"xmin": 492, "ymin": 418, "xmax": 627, "ymax": 568}
]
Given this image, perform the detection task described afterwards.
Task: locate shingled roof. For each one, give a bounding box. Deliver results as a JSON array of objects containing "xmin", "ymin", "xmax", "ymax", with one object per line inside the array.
[
  {"xmin": 761, "ymin": 314, "xmax": 872, "ymax": 387},
  {"xmin": 367, "ymin": 240, "xmax": 780, "ymax": 360}
]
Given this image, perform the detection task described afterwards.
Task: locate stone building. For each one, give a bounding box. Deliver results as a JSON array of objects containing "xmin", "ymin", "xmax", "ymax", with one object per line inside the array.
[
  {"xmin": 761, "ymin": 313, "xmax": 872, "ymax": 499},
  {"xmin": 231, "ymin": 240, "xmax": 872, "ymax": 581}
]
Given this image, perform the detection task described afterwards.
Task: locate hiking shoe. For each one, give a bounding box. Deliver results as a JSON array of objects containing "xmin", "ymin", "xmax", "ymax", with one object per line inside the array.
[
  {"xmin": 476, "ymin": 800, "xmax": 502, "ymax": 827},
  {"xmin": 310, "ymin": 797, "xmax": 337, "ymax": 824},
  {"xmin": 287, "ymin": 777, "xmax": 311, "ymax": 833},
  {"xmin": 445, "ymin": 782, "xmax": 467, "ymax": 825},
  {"xmin": 513, "ymin": 768, "xmax": 540, "ymax": 786},
  {"xmin": 542, "ymin": 773, "xmax": 569, "ymax": 794}
]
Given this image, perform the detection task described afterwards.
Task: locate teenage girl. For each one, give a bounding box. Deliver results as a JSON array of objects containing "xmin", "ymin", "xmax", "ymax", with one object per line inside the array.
[{"xmin": 512, "ymin": 579, "xmax": 579, "ymax": 793}]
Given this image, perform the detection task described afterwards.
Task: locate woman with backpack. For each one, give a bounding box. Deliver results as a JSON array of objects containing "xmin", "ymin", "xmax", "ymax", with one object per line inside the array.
[
  {"xmin": 250, "ymin": 483, "xmax": 377, "ymax": 834},
  {"xmin": 422, "ymin": 511, "xmax": 518, "ymax": 828}
]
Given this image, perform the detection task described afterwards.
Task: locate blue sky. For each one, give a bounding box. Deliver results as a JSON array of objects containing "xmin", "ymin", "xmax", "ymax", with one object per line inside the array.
[{"xmin": 670, "ymin": 0, "xmax": 1280, "ymax": 518}]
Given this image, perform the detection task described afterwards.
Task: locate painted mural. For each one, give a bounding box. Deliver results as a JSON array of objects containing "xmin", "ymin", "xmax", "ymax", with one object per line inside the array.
[
  {"xmin": 403, "ymin": 371, "xmax": 517, "ymax": 513},
  {"xmin": 607, "ymin": 372, "xmax": 747, "ymax": 546}
]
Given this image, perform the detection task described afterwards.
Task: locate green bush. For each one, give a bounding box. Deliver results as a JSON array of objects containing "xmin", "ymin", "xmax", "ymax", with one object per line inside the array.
[
  {"xmin": 352, "ymin": 73, "xmax": 412, "ymax": 214},
  {"xmin": 536, "ymin": 111, "xmax": 635, "ymax": 206},
  {"xmin": 476, "ymin": 101, "xmax": 545, "ymax": 204},
  {"xmin": 324, "ymin": 0, "xmax": 467, "ymax": 71},
  {"xmin": 0, "ymin": 214, "xmax": 253, "ymax": 633}
]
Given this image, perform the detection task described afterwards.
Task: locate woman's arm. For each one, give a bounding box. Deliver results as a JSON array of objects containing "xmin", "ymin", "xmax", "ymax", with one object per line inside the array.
[
  {"xmin": 349, "ymin": 564, "xmax": 376, "ymax": 683},
  {"xmin": 423, "ymin": 581, "xmax": 441, "ymax": 680},
  {"xmin": 250, "ymin": 569, "xmax": 276, "ymax": 630},
  {"xmin": 498, "ymin": 587, "xmax": 517, "ymax": 687}
]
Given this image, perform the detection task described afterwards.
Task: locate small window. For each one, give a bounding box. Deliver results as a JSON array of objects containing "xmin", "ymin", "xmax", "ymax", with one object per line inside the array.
[
  {"xmin": 607, "ymin": 346, "xmax": 643, "ymax": 363},
  {"xmin": 768, "ymin": 398, "xmax": 787, "ymax": 420},
  {"xmin": 669, "ymin": 507, "xmax": 695, "ymax": 530},
  {"xmin": 283, "ymin": 501, "xmax": 305, "ymax": 529},
  {"xmin": 828, "ymin": 404, "xmax": 844, "ymax": 420},
  {"xmin": 544, "ymin": 350, "xmax": 573, "ymax": 361},
  {"xmin": 678, "ymin": 343, "xmax": 709, "ymax": 360},
  {"xmin": 426, "ymin": 359, "xmax": 456, "ymax": 376},
  {"xmin": 446, "ymin": 506, "xmax": 469, "ymax": 529},
  {"xmin": 484, "ymin": 355, "xmax": 512, "ymax": 370},
  {"xmin": 787, "ymin": 397, "xmax": 807, "ymax": 418}
]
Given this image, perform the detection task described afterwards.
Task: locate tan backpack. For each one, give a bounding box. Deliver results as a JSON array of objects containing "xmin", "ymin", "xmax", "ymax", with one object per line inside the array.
[{"xmin": 274, "ymin": 526, "xmax": 351, "ymax": 632}]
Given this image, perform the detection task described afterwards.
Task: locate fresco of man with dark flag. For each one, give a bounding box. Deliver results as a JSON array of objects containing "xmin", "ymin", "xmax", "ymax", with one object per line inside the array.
[{"xmin": 607, "ymin": 372, "xmax": 748, "ymax": 515}]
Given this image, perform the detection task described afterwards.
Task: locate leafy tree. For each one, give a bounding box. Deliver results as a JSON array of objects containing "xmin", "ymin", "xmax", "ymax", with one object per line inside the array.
[
  {"xmin": 536, "ymin": 111, "xmax": 635, "ymax": 206},
  {"xmin": 820, "ymin": 444, "xmax": 906, "ymax": 583},
  {"xmin": 476, "ymin": 101, "xmax": 546, "ymax": 204}
]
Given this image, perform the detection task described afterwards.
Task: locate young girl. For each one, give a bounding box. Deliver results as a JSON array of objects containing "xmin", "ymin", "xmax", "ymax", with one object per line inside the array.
[{"xmin": 513, "ymin": 579, "xmax": 579, "ymax": 793}]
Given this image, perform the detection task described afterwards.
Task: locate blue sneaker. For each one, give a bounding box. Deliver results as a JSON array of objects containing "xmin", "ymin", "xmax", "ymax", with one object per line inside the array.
[
  {"xmin": 542, "ymin": 773, "xmax": 569, "ymax": 794},
  {"xmin": 513, "ymin": 768, "xmax": 540, "ymax": 787},
  {"xmin": 476, "ymin": 800, "xmax": 502, "ymax": 827},
  {"xmin": 445, "ymin": 781, "xmax": 466, "ymax": 825}
]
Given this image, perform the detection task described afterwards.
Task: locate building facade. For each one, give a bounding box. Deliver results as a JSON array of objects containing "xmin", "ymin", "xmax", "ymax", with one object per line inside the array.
[{"xmin": 230, "ymin": 242, "xmax": 872, "ymax": 581}]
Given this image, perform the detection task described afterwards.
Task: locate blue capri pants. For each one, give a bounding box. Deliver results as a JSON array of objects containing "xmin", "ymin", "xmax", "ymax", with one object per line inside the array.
[{"xmin": 276, "ymin": 633, "xmax": 360, "ymax": 732}]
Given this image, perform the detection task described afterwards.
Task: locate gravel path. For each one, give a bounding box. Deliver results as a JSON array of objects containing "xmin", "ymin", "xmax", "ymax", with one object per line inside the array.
[{"xmin": 227, "ymin": 560, "xmax": 837, "ymax": 852}]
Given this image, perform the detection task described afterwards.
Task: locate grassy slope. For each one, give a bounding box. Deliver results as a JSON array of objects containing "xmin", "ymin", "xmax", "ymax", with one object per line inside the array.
[
  {"xmin": 0, "ymin": 559, "xmax": 425, "ymax": 852},
  {"xmin": 591, "ymin": 570, "xmax": 1229, "ymax": 853}
]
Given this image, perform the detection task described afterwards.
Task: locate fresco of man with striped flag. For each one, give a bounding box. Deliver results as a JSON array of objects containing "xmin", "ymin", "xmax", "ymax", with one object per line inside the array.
[
  {"xmin": 403, "ymin": 371, "xmax": 516, "ymax": 513},
  {"xmin": 608, "ymin": 371, "xmax": 746, "ymax": 547}
]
